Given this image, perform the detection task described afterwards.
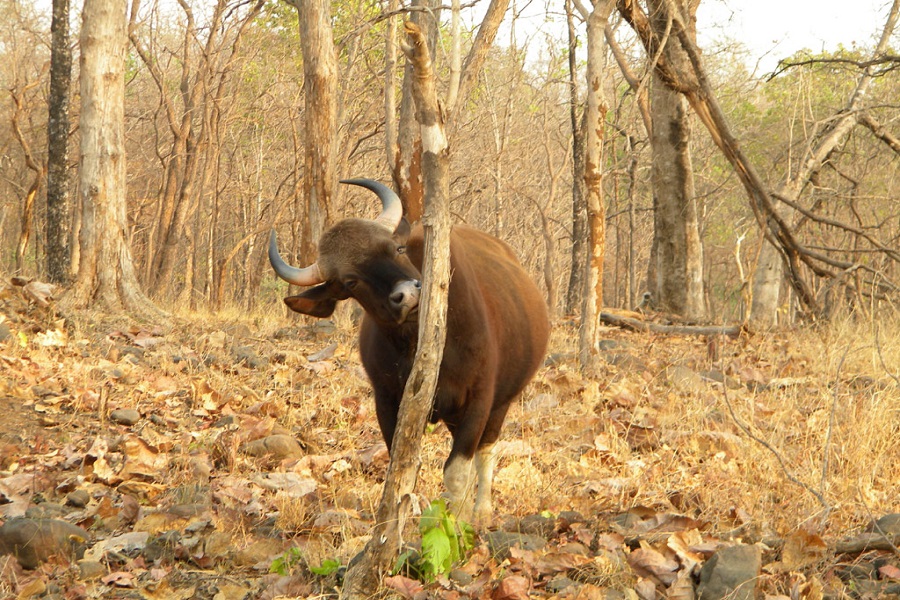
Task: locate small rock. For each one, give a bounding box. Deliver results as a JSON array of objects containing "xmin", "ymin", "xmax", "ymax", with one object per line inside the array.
[
  {"xmin": 66, "ymin": 490, "xmax": 91, "ymax": 508},
  {"xmin": 109, "ymin": 408, "xmax": 141, "ymax": 426},
  {"xmin": 449, "ymin": 568, "xmax": 473, "ymax": 585},
  {"xmin": 77, "ymin": 559, "xmax": 107, "ymax": 580},
  {"xmin": 603, "ymin": 353, "xmax": 647, "ymax": 371},
  {"xmin": 699, "ymin": 370, "xmax": 743, "ymax": 390},
  {"xmin": 517, "ymin": 514, "xmax": 556, "ymax": 537},
  {"xmin": 868, "ymin": 513, "xmax": 900, "ymax": 536},
  {"xmin": 0, "ymin": 518, "xmax": 89, "ymax": 569},
  {"xmin": 483, "ymin": 531, "xmax": 546, "ymax": 561},
  {"xmin": 697, "ymin": 544, "xmax": 761, "ymax": 600},
  {"xmin": 241, "ymin": 434, "xmax": 304, "ymax": 461},
  {"xmin": 0, "ymin": 322, "xmax": 11, "ymax": 342},
  {"xmin": 546, "ymin": 575, "xmax": 578, "ymax": 593},
  {"xmin": 234, "ymin": 346, "xmax": 268, "ymax": 369},
  {"xmin": 143, "ymin": 531, "xmax": 180, "ymax": 563},
  {"xmin": 24, "ymin": 503, "xmax": 68, "ymax": 519}
]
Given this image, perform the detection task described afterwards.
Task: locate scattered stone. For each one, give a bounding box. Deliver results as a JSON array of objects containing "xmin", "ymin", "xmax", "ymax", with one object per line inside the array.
[
  {"xmin": 24, "ymin": 503, "xmax": 68, "ymax": 520},
  {"xmin": 483, "ymin": 531, "xmax": 546, "ymax": 561},
  {"xmin": 0, "ymin": 322, "xmax": 11, "ymax": 342},
  {"xmin": 697, "ymin": 544, "xmax": 761, "ymax": 600},
  {"xmin": 0, "ymin": 518, "xmax": 89, "ymax": 569},
  {"xmin": 598, "ymin": 339, "xmax": 631, "ymax": 351},
  {"xmin": 699, "ymin": 370, "xmax": 743, "ymax": 390},
  {"xmin": 204, "ymin": 531, "xmax": 234, "ymax": 561},
  {"xmin": 557, "ymin": 511, "xmax": 587, "ymax": 526},
  {"xmin": 77, "ymin": 559, "xmax": 107, "ymax": 580},
  {"xmin": 546, "ymin": 575, "xmax": 578, "ymax": 594},
  {"xmin": 66, "ymin": 489, "xmax": 91, "ymax": 508},
  {"xmin": 868, "ymin": 513, "xmax": 900, "ymax": 536},
  {"xmin": 241, "ymin": 434, "xmax": 304, "ymax": 461},
  {"xmin": 449, "ymin": 568, "xmax": 474, "ymax": 586},
  {"xmin": 603, "ymin": 353, "xmax": 647, "ymax": 371},
  {"xmin": 235, "ymin": 346, "xmax": 268, "ymax": 369},
  {"xmin": 517, "ymin": 514, "xmax": 556, "ymax": 538},
  {"xmin": 143, "ymin": 531, "xmax": 181, "ymax": 563},
  {"xmin": 109, "ymin": 408, "xmax": 141, "ymax": 426}
]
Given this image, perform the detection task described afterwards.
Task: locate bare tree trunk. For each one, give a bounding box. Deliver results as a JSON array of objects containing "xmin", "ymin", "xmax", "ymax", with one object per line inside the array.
[
  {"xmin": 574, "ymin": 0, "xmax": 616, "ymax": 372},
  {"xmin": 646, "ymin": 0, "xmax": 705, "ymax": 320},
  {"xmin": 341, "ymin": 20, "xmax": 451, "ymax": 598},
  {"xmin": 46, "ymin": 0, "xmax": 72, "ymax": 284},
  {"xmin": 565, "ymin": 0, "xmax": 587, "ymax": 316},
  {"xmin": 291, "ymin": 0, "xmax": 338, "ymax": 263},
  {"xmin": 64, "ymin": 0, "xmax": 160, "ymax": 315}
]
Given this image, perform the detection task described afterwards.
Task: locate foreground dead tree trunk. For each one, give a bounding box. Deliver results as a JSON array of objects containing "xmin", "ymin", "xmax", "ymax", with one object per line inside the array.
[
  {"xmin": 64, "ymin": 0, "xmax": 160, "ymax": 315},
  {"xmin": 341, "ymin": 20, "xmax": 451, "ymax": 599}
]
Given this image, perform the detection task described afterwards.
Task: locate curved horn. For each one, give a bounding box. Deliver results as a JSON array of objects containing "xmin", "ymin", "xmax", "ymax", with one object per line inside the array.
[
  {"xmin": 268, "ymin": 230, "xmax": 323, "ymax": 286},
  {"xmin": 340, "ymin": 178, "xmax": 403, "ymax": 232}
]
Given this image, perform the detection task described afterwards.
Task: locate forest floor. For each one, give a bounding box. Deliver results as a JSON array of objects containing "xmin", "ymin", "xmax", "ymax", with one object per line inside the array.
[{"xmin": 1, "ymin": 276, "xmax": 899, "ymax": 599}]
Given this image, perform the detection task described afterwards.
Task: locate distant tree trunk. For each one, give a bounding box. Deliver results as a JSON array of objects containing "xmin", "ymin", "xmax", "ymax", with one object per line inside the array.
[
  {"xmin": 9, "ymin": 82, "xmax": 45, "ymax": 275},
  {"xmin": 65, "ymin": 0, "xmax": 160, "ymax": 315},
  {"xmin": 575, "ymin": 0, "xmax": 616, "ymax": 371},
  {"xmin": 291, "ymin": 0, "xmax": 338, "ymax": 262},
  {"xmin": 341, "ymin": 20, "xmax": 451, "ymax": 598},
  {"xmin": 647, "ymin": 0, "xmax": 705, "ymax": 320},
  {"xmin": 565, "ymin": 0, "xmax": 587, "ymax": 316},
  {"xmin": 46, "ymin": 0, "xmax": 72, "ymax": 284}
]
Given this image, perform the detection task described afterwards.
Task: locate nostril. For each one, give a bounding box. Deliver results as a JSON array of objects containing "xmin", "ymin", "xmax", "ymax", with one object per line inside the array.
[{"xmin": 390, "ymin": 291, "xmax": 404, "ymax": 306}]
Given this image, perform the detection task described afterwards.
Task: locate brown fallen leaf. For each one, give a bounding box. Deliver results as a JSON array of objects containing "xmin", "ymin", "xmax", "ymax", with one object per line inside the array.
[
  {"xmin": 383, "ymin": 574, "xmax": 424, "ymax": 599},
  {"xmin": 627, "ymin": 542, "xmax": 679, "ymax": 586},
  {"xmin": 492, "ymin": 575, "xmax": 530, "ymax": 600}
]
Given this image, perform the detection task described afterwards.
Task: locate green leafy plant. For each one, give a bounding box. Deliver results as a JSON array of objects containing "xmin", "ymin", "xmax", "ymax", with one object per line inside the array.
[
  {"xmin": 394, "ymin": 498, "xmax": 476, "ymax": 582},
  {"xmin": 269, "ymin": 546, "xmax": 305, "ymax": 576},
  {"xmin": 310, "ymin": 558, "xmax": 342, "ymax": 576}
]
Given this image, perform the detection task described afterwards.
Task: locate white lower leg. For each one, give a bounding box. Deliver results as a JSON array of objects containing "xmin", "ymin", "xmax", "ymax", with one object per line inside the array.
[
  {"xmin": 443, "ymin": 454, "xmax": 475, "ymax": 517},
  {"xmin": 473, "ymin": 443, "xmax": 497, "ymax": 522}
]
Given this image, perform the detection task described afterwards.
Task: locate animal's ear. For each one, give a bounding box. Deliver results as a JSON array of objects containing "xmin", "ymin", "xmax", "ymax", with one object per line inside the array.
[
  {"xmin": 393, "ymin": 217, "xmax": 411, "ymax": 244},
  {"xmin": 283, "ymin": 281, "xmax": 350, "ymax": 318}
]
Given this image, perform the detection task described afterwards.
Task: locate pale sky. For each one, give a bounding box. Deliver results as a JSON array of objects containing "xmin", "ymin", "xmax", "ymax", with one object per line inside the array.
[{"xmin": 695, "ymin": 0, "xmax": 893, "ymax": 74}]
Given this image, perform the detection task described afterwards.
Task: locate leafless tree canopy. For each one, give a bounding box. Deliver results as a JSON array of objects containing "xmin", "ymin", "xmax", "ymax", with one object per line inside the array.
[{"xmin": 0, "ymin": 0, "xmax": 898, "ymax": 323}]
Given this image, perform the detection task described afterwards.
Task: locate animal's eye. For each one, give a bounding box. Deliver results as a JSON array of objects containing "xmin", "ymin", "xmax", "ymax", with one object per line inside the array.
[
  {"xmin": 344, "ymin": 278, "xmax": 359, "ymax": 291},
  {"xmin": 396, "ymin": 245, "xmax": 407, "ymax": 255}
]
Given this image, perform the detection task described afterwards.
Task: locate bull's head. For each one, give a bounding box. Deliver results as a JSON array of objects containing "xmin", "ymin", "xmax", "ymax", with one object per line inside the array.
[{"xmin": 269, "ymin": 179, "xmax": 422, "ymax": 326}]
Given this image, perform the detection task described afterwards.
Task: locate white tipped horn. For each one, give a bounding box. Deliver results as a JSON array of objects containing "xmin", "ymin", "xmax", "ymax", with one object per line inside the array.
[
  {"xmin": 268, "ymin": 230, "xmax": 323, "ymax": 286},
  {"xmin": 340, "ymin": 178, "xmax": 403, "ymax": 232}
]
